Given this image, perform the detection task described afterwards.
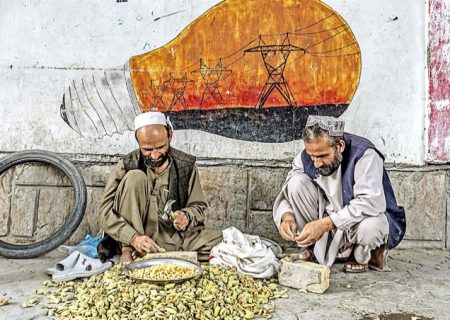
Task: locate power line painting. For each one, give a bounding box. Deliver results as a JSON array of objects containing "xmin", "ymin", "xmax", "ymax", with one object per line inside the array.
[{"xmin": 61, "ymin": 0, "xmax": 361, "ymax": 142}]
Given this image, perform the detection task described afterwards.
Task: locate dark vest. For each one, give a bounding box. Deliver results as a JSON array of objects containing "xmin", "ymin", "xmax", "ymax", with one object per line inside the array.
[
  {"xmin": 122, "ymin": 147, "xmax": 196, "ymax": 211},
  {"xmin": 301, "ymin": 133, "xmax": 406, "ymax": 249}
]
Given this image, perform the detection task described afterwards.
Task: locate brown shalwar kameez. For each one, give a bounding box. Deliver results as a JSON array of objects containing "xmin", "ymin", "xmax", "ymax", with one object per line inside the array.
[{"xmin": 98, "ymin": 156, "xmax": 222, "ymax": 261}]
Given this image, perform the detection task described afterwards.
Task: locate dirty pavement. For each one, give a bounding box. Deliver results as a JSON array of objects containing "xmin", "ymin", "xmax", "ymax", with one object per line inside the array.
[{"xmin": 0, "ymin": 248, "xmax": 448, "ymax": 320}]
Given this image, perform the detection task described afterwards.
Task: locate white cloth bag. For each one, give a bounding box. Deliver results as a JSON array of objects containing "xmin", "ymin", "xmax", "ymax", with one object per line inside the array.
[{"xmin": 209, "ymin": 227, "xmax": 279, "ymax": 278}]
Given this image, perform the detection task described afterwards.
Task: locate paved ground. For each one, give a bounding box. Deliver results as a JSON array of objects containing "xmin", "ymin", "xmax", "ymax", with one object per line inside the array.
[{"xmin": 0, "ymin": 248, "xmax": 449, "ymax": 320}]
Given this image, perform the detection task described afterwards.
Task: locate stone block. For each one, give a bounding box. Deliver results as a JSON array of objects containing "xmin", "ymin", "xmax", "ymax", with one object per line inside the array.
[
  {"xmin": 278, "ymin": 259, "xmax": 330, "ymax": 294},
  {"xmin": 447, "ymin": 171, "xmax": 450, "ymax": 249},
  {"xmin": 0, "ymin": 170, "xmax": 13, "ymax": 236},
  {"xmin": 388, "ymin": 170, "xmax": 446, "ymax": 241},
  {"xmin": 447, "ymin": 195, "xmax": 450, "ymax": 249},
  {"xmin": 198, "ymin": 166, "xmax": 248, "ymax": 230},
  {"xmin": 85, "ymin": 187, "xmax": 104, "ymax": 233},
  {"xmin": 78, "ymin": 164, "xmax": 114, "ymax": 187},
  {"xmin": 10, "ymin": 187, "xmax": 37, "ymax": 238},
  {"xmin": 249, "ymin": 168, "xmax": 289, "ymax": 210},
  {"xmin": 13, "ymin": 163, "xmax": 70, "ymax": 186},
  {"xmin": 246, "ymin": 210, "xmax": 285, "ymax": 244},
  {"xmin": 68, "ymin": 187, "xmax": 104, "ymax": 244},
  {"xmin": 35, "ymin": 187, "xmax": 74, "ymax": 241}
]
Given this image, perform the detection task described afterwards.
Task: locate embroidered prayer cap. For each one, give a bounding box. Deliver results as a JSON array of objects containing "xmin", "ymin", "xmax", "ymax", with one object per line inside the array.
[
  {"xmin": 134, "ymin": 111, "xmax": 173, "ymax": 131},
  {"xmin": 305, "ymin": 115, "xmax": 345, "ymax": 136}
]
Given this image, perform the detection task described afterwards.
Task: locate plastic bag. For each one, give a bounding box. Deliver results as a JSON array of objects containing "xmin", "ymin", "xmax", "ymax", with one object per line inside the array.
[{"xmin": 60, "ymin": 234, "xmax": 102, "ymax": 258}]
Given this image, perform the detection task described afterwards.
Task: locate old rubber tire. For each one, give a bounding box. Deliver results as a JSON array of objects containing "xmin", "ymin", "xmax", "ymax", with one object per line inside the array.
[{"xmin": 0, "ymin": 150, "xmax": 87, "ymax": 258}]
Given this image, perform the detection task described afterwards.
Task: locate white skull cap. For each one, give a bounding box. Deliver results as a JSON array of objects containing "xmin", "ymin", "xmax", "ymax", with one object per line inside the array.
[
  {"xmin": 305, "ymin": 115, "xmax": 345, "ymax": 136},
  {"xmin": 134, "ymin": 111, "xmax": 173, "ymax": 131}
]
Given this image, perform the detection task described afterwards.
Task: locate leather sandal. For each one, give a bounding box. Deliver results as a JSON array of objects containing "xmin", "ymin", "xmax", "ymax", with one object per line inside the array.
[
  {"xmin": 368, "ymin": 244, "xmax": 391, "ymax": 272},
  {"xmin": 343, "ymin": 261, "xmax": 369, "ymax": 273}
]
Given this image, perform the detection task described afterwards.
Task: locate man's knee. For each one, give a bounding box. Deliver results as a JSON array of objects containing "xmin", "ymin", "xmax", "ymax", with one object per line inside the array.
[
  {"xmin": 286, "ymin": 173, "xmax": 315, "ymax": 196},
  {"xmin": 287, "ymin": 172, "xmax": 312, "ymax": 187},
  {"xmin": 285, "ymin": 172, "xmax": 319, "ymax": 206},
  {"xmin": 121, "ymin": 170, "xmax": 147, "ymax": 190},
  {"xmin": 353, "ymin": 215, "xmax": 389, "ymax": 246},
  {"xmin": 115, "ymin": 170, "xmax": 148, "ymax": 206}
]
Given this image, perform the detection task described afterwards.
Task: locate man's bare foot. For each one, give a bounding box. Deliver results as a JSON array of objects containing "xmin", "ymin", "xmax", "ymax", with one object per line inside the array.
[
  {"xmin": 296, "ymin": 247, "xmax": 314, "ymax": 261},
  {"xmin": 343, "ymin": 261, "xmax": 368, "ymax": 273},
  {"xmin": 284, "ymin": 247, "xmax": 314, "ymax": 262},
  {"xmin": 132, "ymin": 250, "xmax": 146, "ymax": 260},
  {"xmin": 119, "ymin": 246, "xmax": 134, "ymax": 264},
  {"xmin": 369, "ymin": 244, "xmax": 390, "ymax": 271}
]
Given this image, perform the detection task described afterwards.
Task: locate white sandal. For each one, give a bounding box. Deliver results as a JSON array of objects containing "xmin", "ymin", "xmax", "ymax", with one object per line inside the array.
[
  {"xmin": 52, "ymin": 252, "xmax": 112, "ymax": 282},
  {"xmin": 46, "ymin": 251, "xmax": 81, "ymax": 275}
]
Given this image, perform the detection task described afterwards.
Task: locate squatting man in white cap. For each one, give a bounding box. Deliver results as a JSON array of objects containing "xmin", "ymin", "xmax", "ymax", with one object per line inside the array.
[
  {"xmin": 98, "ymin": 111, "xmax": 222, "ymax": 263},
  {"xmin": 273, "ymin": 115, "xmax": 406, "ymax": 272}
]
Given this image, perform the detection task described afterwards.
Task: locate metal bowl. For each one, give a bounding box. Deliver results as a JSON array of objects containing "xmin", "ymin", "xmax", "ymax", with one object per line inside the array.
[
  {"xmin": 122, "ymin": 258, "xmax": 203, "ymax": 284},
  {"xmin": 260, "ymin": 237, "xmax": 283, "ymax": 258}
]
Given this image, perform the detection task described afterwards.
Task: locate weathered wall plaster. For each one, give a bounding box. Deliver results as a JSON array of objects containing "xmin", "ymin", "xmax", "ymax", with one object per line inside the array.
[
  {"xmin": 428, "ymin": 0, "xmax": 450, "ymax": 162},
  {"xmin": 0, "ymin": 0, "xmax": 428, "ymax": 165}
]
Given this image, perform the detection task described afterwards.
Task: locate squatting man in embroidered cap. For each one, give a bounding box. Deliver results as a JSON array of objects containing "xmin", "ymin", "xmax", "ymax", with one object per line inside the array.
[
  {"xmin": 98, "ymin": 111, "xmax": 222, "ymax": 263},
  {"xmin": 272, "ymin": 115, "xmax": 406, "ymax": 272}
]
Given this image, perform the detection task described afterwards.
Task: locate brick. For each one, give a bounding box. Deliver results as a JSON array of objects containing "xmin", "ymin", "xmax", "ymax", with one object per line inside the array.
[{"xmin": 278, "ymin": 259, "xmax": 330, "ymax": 294}]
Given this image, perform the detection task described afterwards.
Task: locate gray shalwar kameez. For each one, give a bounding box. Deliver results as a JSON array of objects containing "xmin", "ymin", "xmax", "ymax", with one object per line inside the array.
[{"xmin": 273, "ymin": 148, "xmax": 389, "ymax": 267}]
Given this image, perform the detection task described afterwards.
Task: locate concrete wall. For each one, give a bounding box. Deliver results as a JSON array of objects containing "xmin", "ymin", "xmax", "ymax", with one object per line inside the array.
[
  {"xmin": 0, "ymin": 0, "xmax": 428, "ymax": 164},
  {"xmin": 0, "ymin": 1, "xmax": 449, "ymax": 249}
]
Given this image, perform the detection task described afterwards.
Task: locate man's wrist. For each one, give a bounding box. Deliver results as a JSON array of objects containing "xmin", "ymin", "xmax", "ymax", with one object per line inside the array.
[
  {"xmin": 122, "ymin": 245, "xmax": 133, "ymax": 253},
  {"xmin": 130, "ymin": 233, "xmax": 139, "ymax": 246},
  {"xmin": 323, "ymin": 216, "xmax": 336, "ymax": 231},
  {"xmin": 281, "ymin": 212, "xmax": 295, "ymax": 223},
  {"xmin": 181, "ymin": 210, "xmax": 192, "ymax": 228}
]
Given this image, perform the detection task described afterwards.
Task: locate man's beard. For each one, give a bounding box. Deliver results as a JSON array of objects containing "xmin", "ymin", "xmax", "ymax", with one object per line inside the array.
[
  {"xmin": 145, "ymin": 150, "xmax": 170, "ymax": 168},
  {"xmin": 317, "ymin": 151, "xmax": 343, "ymax": 176}
]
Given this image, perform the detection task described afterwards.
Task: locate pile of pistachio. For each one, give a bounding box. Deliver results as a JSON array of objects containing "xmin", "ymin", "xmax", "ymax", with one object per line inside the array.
[
  {"xmin": 129, "ymin": 264, "xmax": 198, "ymax": 281},
  {"xmin": 35, "ymin": 264, "xmax": 288, "ymax": 319}
]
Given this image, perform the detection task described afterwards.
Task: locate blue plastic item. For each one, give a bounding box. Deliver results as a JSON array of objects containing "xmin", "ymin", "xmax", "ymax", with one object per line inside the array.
[{"xmin": 61, "ymin": 234, "xmax": 101, "ymax": 258}]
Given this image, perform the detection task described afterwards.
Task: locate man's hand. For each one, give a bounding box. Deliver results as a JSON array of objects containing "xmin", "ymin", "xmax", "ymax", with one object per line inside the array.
[
  {"xmin": 295, "ymin": 216, "xmax": 335, "ymax": 246},
  {"xmin": 279, "ymin": 212, "xmax": 298, "ymax": 241},
  {"xmin": 130, "ymin": 234, "xmax": 161, "ymax": 255},
  {"xmin": 119, "ymin": 246, "xmax": 134, "ymax": 264},
  {"xmin": 172, "ymin": 210, "xmax": 189, "ymax": 231}
]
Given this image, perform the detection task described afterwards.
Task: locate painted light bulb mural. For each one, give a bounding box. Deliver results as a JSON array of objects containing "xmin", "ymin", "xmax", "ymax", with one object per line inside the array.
[{"xmin": 60, "ymin": 0, "xmax": 361, "ymax": 142}]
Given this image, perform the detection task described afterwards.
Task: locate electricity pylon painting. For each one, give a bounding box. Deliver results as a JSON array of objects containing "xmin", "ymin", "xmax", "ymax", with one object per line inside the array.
[
  {"xmin": 62, "ymin": 0, "xmax": 361, "ymax": 142},
  {"xmin": 245, "ymin": 34, "xmax": 305, "ymax": 108}
]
